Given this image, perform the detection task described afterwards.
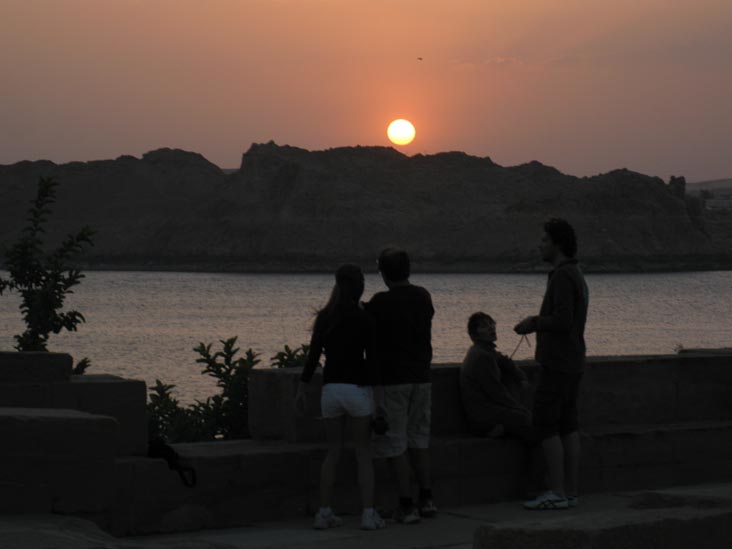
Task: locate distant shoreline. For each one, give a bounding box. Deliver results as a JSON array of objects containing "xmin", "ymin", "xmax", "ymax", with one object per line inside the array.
[{"xmin": 67, "ymin": 255, "xmax": 732, "ymax": 275}]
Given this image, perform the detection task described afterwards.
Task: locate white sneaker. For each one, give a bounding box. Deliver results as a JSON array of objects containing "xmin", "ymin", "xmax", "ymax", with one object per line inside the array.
[
  {"xmin": 361, "ymin": 509, "xmax": 386, "ymax": 530},
  {"xmin": 523, "ymin": 491, "xmax": 569, "ymax": 510},
  {"xmin": 313, "ymin": 509, "xmax": 343, "ymax": 529}
]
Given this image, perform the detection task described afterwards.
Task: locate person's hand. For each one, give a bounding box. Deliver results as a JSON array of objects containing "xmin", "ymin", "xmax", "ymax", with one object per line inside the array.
[
  {"xmin": 514, "ymin": 316, "xmax": 537, "ymax": 335},
  {"xmin": 295, "ymin": 382, "xmax": 308, "ymax": 415}
]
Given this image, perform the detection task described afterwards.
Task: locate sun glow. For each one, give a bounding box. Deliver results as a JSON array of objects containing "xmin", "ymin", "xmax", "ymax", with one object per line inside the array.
[{"xmin": 387, "ymin": 119, "xmax": 416, "ymax": 146}]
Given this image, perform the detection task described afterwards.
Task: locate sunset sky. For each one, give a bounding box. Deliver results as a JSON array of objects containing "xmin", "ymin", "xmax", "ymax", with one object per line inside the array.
[{"xmin": 2, "ymin": 0, "xmax": 731, "ymax": 181}]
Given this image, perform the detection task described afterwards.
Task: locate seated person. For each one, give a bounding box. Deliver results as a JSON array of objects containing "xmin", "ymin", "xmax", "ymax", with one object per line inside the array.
[{"xmin": 460, "ymin": 312, "xmax": 533, "ymax": 442}]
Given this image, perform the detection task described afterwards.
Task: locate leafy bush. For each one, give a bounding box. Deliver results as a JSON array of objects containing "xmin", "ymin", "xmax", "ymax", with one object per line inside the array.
[
  {"xmin": 73, "ymin": 357, "xmax": 92, "ymax": 375},
  {"xmin": 0, "ymin": 177, "xmax": 94, "ymax": 351},
  {"xmin": 147, "ymin": 380, "xmax": 217, "ymax": 443},
  {"xmin": 193, "ymin": 337, "xmax": 260, "ymax": 439},
  {"xmin": 148, "ymin": 337, "xmax": 262, "ymax": 443},
  {"xmin": 270, "ymin": 344, "xmax": 310, "ymax": 368},
  {"xmin": 148, "ymin": 340, "xmax": 313, "ymax": 443}
]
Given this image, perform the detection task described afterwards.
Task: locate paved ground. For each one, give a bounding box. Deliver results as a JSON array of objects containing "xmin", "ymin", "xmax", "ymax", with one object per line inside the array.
[{"xmin": 1, "ymin": 483, "xmax": 731, "ymax": 549}]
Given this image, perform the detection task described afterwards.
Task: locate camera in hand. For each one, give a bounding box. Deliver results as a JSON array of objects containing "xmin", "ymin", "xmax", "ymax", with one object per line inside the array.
[{"xmin": 371, "ymin": 415, "xmax": 389, "ymax": 435}]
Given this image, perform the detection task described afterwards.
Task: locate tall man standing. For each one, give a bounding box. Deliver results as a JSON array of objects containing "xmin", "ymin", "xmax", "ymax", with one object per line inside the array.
[
  {"xmin": 365, "ymin": 248, "xmax": 436, "ymax": 524},
  {"xmin": 514, "ymin": 218, "xmax": 589, "ymax": 510}
]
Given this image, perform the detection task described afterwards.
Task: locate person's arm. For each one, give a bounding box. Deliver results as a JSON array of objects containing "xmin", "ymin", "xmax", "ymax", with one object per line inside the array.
[
  {"xmin": 514, "ymin": 271, "xmax": 575, "ymax": 335},
  {"xmin": 496, "ymin": 352, "xmax": 528, "ymax": 386},
  {"xmin": 363, "ymin": 313, "xmax": 382, "ymax": 386},
  {"xmin": 472, "ymin": 352, "xmax": 525, "ymax": 410},
  {"xmin": 535, "ymin": 271, "xmax": 576, "ymax": 333},
  {"xmin": 300, "ymin": 321, "xmax": 323, "ymax": 383}
]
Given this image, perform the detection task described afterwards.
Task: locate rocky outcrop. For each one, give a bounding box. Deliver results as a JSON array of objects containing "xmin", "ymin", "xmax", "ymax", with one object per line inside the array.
[{"xmin": 0, "ymin": 143, "xmax": 727, "ymax": 272}]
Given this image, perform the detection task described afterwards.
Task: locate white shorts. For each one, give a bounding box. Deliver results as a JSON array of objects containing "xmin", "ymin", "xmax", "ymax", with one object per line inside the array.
[{"xmin": 321, "ymin": 383, "xmax": 374, "ymax": 419}]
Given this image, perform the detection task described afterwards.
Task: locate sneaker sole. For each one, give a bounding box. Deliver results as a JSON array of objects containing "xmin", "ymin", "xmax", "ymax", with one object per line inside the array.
[{"xmin": 524, "ymin": 502, "xmax": 569, "ymax": 510}]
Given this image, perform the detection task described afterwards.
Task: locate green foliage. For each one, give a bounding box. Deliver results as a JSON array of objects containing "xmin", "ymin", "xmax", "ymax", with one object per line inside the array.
[
  {"xmin": 0, "ymin": 177, "xmax": 95, "ymax": 351},
  {"xmin": 147, "ymin": 380, "xmax": 217, "ymax": 443},
  {"xmin": 270, "ymin": 343, "xmax": 310, "ymax": 369},
  {"xmin": 147, "ymin": 337, "xmax": 261, "ymax": 443},
  {"xmin": 73, "ymin": 357, "xmax": 92, "ymax": 375},
  {"xmin": 193, "ymin": 337, "xmax": 260, "ymax": 439}
]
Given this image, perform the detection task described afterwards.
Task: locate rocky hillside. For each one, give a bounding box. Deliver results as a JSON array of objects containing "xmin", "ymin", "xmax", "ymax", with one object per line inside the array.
[{"xmin": 1, "ymin": 143, "xmax": 728, "ymax": 272}]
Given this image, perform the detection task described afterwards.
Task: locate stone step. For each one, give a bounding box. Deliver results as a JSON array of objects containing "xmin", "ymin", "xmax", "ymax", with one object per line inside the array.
[
  {"xmin": 0, "ymin": 374, "xmax": 147, "ymax": 456},
  {"xmin": 0, "ymin": 408, "xmax": 118, "ymax": 515},
  {"xmin": 104, "ymin": 420, "xmax": 732, "ymax": 536}
]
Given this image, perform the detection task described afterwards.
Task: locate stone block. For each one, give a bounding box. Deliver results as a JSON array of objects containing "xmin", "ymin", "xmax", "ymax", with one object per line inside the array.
[
  {"xmin": 53, "ymin": 375, "xmax": 148, "ymax": 456},
  {"xmin": 0, "ymin": 407, "xmax": 117, "ymax": 457},
  {"xmin": 0, "ymin": 352, "xmax": 72, "ymax": 383},
  {"xmin": 0, "ymin": 408, "xmax": 117, "ymax": 515}
]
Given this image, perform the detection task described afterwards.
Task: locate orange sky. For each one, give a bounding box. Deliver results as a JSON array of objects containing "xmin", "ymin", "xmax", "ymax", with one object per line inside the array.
[{"xmin": 2, "ymin": 0, "xmax": 731, "ymax": 180}]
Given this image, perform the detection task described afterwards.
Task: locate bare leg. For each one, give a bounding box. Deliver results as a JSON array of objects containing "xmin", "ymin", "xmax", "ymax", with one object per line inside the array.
[
  {"xmin": 542, "ymin": 435, "xmax": 565, "ymax": 496},
  {"xmin": 351, "ymin": 416, "xmax": 375, "ymax": 509},
  {"xmin": 562, "ymin": 431, "xmax": 581, "ymax": 497},
  {"xmin": 387, "ymin": 453, "xmax": 413, "ymax": 500},
  {"xmin": 408, "ymin": 448, "xmax": 431, "ymax": 492},
  {"xmin": 320, "ymin": 417, "xmax": 345, "ymax": 508}
]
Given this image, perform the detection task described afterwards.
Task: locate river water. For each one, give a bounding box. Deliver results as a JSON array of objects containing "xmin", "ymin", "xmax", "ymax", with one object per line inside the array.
[{"xmin": 1, "ymin": 271, "xmax": 729, "ymax": 403}]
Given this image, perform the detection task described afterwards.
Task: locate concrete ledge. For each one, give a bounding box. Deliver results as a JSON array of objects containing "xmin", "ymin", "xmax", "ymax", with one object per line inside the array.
[
  {"xmin": 105, "ymin": 421, "xmax": 732, "ymax": 535},
  {"xmin": 0, "ymin": 352, "xmax": 72, "ymax": 383},
  {"xmin": 250, "ymin": 352, "xmax": 732, "ymax": 442},
  {"xmin": 0, "ymin": 408, "xmax": 118, "ymax": 514}
]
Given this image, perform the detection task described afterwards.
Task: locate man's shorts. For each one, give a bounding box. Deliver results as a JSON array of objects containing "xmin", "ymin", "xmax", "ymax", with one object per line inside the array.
[
  {"xmin": 532, "ymin": 369, "xmax": 583, "ymax": 440},
  {"xmin": 321, "ymin": 383, "xmax": 374, "ymax": 419},
  {"xmin": 373, "ymin": 383, "xmax": 431, "ymax": 459}
]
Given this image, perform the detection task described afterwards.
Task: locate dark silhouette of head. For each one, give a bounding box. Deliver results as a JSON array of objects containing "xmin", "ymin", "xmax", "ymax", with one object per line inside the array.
[
  {"xmin": 468, "ymin": 312, "xmax": 496, "ymax": 344},
  {"xmin": 377, "ymin": 248, "xmax": 410, "ymax": 286},
  {"xmin": 540, "ymin": 218, "xmax": 577, "ymax": 263},
  {"xmin": 314, "ymin": 264, "xmax": 365, "ymax": 338}
]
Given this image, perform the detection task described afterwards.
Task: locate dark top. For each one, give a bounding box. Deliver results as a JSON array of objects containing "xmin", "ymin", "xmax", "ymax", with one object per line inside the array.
[
  {"xmin": 300, "ymin": 307, "xmax": 380, "ymax": 386},
  {"xmin": 460, "ymin": 343, "xmax": 528, "ymax": 424},
  {"xmin": 535, "ymin": 258, "xmax": 589, "ymax": 373},
  {"xmin": 364, "ymin": 284, "xmax": 434, "ymax": 385}
]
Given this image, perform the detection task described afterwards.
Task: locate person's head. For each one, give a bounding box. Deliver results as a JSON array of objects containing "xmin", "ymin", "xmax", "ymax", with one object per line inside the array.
[
  {"xmin": 315, "ymin": 264, "xmax": 364, "ymax": 335},
  {"xmin": 377, "ymin": 248, "xmax": 410, "ymax": 287},
  {"xmin": 468, "ymin": 312, "xmax": 497, "ymax": 344},
  {"xmin": 540, "ymin": 217, "xmax": 578, "ymax": 264},
  {"xmin": 333, "ymin": 263, "xmax": 365, "ymax": 303}
]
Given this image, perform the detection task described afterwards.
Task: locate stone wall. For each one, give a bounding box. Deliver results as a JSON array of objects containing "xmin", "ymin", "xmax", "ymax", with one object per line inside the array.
[{"xmin": 249, "ymin": 352, "xmax": 732, "ymax": 443}]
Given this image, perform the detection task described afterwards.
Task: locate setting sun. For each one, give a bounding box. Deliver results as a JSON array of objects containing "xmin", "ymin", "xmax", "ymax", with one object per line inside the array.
[{"xmin": 387, "ymin": 119, "xmax": 416, "ymax": 146}]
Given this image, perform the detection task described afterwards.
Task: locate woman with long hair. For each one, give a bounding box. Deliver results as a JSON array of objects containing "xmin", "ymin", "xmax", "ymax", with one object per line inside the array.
[{"xmin": 296, "ymin": 264, "xmax": 385, "ymax": 531}]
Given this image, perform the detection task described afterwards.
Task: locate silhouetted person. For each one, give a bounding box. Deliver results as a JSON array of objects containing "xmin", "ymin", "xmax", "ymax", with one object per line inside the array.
[
  {"xmin": 515, "ymin": 218, "xmax": 589, "ymax": 510},
  {"xmin": 365, "ymin": 248, "xmax": 436, "ymax": 523},
  {"xmin": 296, "ymin": 264, "xmax": 386, "ymax": 530},
  {"xmin": 461, "ymin": 312, "xmax": 532, "ymax": 441}
]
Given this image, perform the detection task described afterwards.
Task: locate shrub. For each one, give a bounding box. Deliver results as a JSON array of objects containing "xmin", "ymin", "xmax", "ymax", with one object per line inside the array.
[
  {"xmin": 271, "ymin": 343, "xmax": 310, "ymax": 368},
  {"xmin": 147, "ymin": 380, "xmax": 216, "ymax": 443},
  {"xmin": 148, "ymin": 340, "xmax": 314, "ymax": 443},
  {"xmin": 0, "ymin": 177, "xmax": 94, "ymax": 351},
  {"xmin": 193, "ymin": 337, "xmax": 260, "ymax": 439}
]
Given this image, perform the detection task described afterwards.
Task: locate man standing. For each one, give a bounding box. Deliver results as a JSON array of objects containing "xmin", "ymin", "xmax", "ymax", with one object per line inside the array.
[
  {"xmin": 365, "ymin": 248, "xmax": 435, "ymax": 524},
  {"xmin": 514, "ymin": 218, "xmax": 589, "ymax": 510}
]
